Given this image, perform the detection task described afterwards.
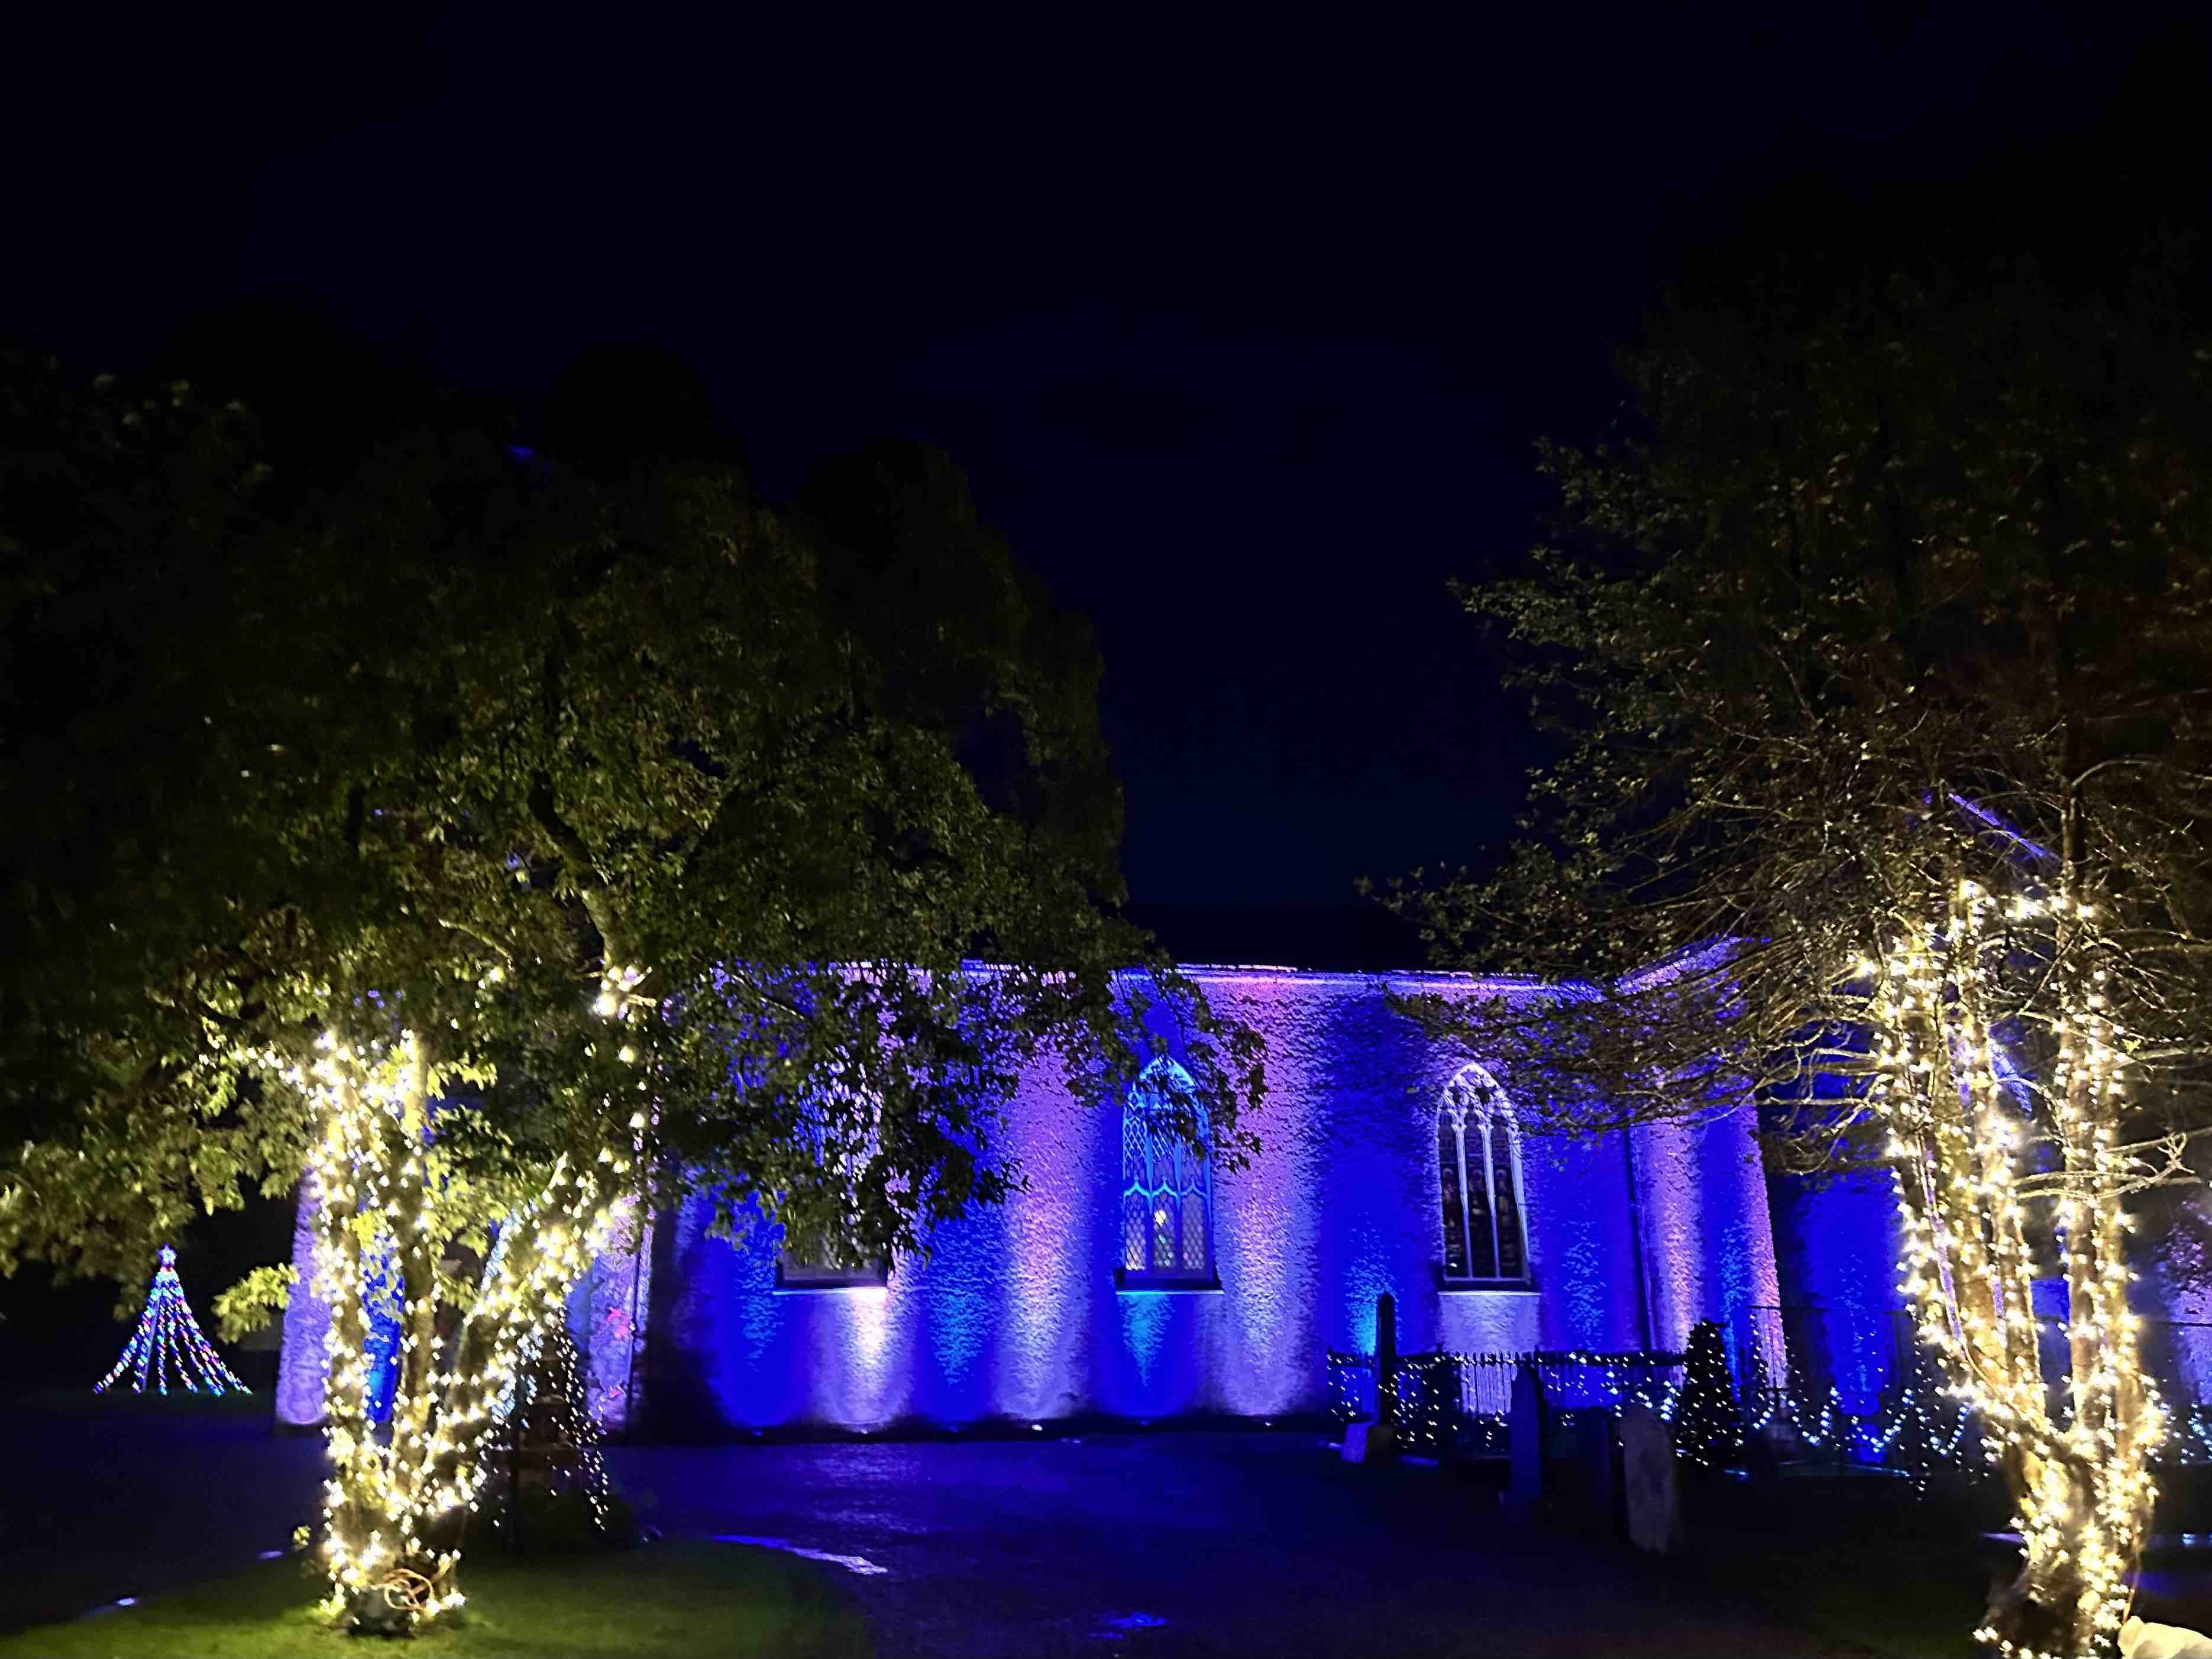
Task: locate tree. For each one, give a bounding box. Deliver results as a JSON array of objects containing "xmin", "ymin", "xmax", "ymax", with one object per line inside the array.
[
  {"xmin": 1381, "ymin": 264, "xmax": 2212, "ymax": 1654},
  {"xmin": 0, "ymin": 356, "xmax": 1262, "ymax": 1629},
  {"xmin": 480, "ymin": 1322, "xmax": 616, "ymax": 1558},
  {"xmin": 93, "ymin": 1244, "xmax": 251, "ymax": 1397},
  {"xmin": 1670, "ymin": 1320, "xmax": 1741, "ymax": 1472}
]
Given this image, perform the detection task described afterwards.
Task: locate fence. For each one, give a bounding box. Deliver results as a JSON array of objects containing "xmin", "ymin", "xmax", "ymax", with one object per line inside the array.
[
  {"xmin": 1732, "ymin": 1308, "xmax": 2212, "ymax": 1477},
  {"xmin": 1327, "ymin": 1315, "xmax": 2212, "ymax": 1478},
  {"xmin": 1326, "ymin": 1348, "xmax": 1685, "ymax": 1459}
]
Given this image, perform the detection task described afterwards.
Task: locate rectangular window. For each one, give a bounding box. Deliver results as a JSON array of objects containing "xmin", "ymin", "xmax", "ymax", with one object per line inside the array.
[
  {"xmin": 776, "ymin": 1243, "xmax": 890, "ymax": 1291},
  {"xmin": 1489, "ymin": 1119, "xmax": 1525, "ymax": 1280},
  {"xmin": 1439, "ymin": 1115, "xmax": 1469, "ymax": 1278},
  {"xmin": 1463, "ymin": 1137, "xmax": 1499, "ymax": 1280}
]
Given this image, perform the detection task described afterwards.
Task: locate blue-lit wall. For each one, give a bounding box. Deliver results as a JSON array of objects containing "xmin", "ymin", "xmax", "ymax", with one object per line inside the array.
[
  {"xmin": 274, "ymin": 966, "xmax": 1788, "ymax": 1432},
  {"xmin": 637, "ymin": 967, "xmax": 1781, "ymax": 1433},
  {"xmin": 259, "ymin": 961, "xmax": 2212, "ymax": 1435},
  {"xmin": 1767, "ymin": 1169, "xmax": 1906, "ymax": 1414}
]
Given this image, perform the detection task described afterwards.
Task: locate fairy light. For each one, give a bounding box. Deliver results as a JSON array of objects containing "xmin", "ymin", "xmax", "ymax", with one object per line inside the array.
[
  {"xmin": 1864, "ymin": 872, "xmax": 2161, "ymax": 1657},
  {"xmin": 486, "ymin": 1321, "xmax": 613, "ymax": 1540},
  {"xmin": 93, "ymin": 1245, "xmax": 251, "ymax": 1396},
  {"xmin": 273, "ymin": 963, "xmax": 648, "ymax": 1631},
  {"xmin": 1672, "ymin": 1320, "xmax": 1743, "ymax": 1470},
  {"xmin": 1325, "ymin": 1347, "xmax": 1686, "ymax": 1460}
]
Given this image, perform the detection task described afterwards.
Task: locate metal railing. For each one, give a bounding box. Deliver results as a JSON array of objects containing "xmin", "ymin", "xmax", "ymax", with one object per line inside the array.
[
  {"xmin": 1328, "ymin": 1314, "xmax": 2212, "ymax": 1477},
  {"xmin": 1327, "ymin": 1348, "xmax": 1686, "ymax": 1458}
]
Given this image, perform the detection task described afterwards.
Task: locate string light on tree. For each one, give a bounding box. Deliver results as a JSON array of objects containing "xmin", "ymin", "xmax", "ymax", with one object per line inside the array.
[
  {"xmin": 486, "ymin": 1321, "xmax": 613, "ymax": 1540},
  {"xmin": 94, "ymin": 1246, "xmax": 251, "ymax": 1396},
  {"xmin": 1671, "ymin": 1320, "xmax": 1744, "ymax": 1470},
  {"xmin": 281, "ymin": 1016, "xmax": 623, "ymax": 1633},
  {"xmin": 1867, "ymin": 874, "xmax": 2164, "ymax": 1658}
]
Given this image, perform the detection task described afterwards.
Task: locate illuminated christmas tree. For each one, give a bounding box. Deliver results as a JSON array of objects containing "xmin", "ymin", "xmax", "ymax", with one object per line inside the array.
[
  {"xmin": 95, "ymin": 1244, "xmax": 251, "ymax": 1396},
  {"xmin": 484, "ymin": 1322, "xmax": 613, "ymax": 1545},
  {"xmin": 1672, "ymin": 1319, "xmax": 1742, "ymax": 1470}
]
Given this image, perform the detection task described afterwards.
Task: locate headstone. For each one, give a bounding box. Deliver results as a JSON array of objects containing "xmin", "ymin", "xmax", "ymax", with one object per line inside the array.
[
  {"xmin": 1341, "ymin": 1421, "xmax": 1370, "ymax": 1463},
  {"xmin": 1506, "ymin": 1360, "xmax": 1546, "ymax": 1517},
  {"xmin": 1365, "ymin": 1293, "xmax": 1398, "ymax": 1464},
  {"xmin": 1572, "ymin": 1408, "xmax": 1618, "ymax": 1527},
  {"xmin": 1621, "ymin": 1402, "xmax": 1680, "ymax": 1554}
]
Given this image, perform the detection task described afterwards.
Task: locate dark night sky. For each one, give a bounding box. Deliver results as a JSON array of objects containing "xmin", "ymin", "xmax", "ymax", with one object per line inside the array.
[{"xmin": 8, "ymin": 5, "xmax": 2207, "ymax": 940}]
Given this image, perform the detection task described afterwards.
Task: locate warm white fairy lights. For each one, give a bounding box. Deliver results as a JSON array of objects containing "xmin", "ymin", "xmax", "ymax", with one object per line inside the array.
[
  {"xmin": 486, "ymin": 1321, "xmax": 613, "ymax": 1539},
  {"xmin": 1325, "ymin": 1348, "xmax": 1687, "ymax": 1458},
  {"xmin": 1865, "ymin": 878, "xmax": 2161, "ymax": 1658},
  {"xmin": 276, "ymin": 962, "xmax": 646, "ymax": 1631}
]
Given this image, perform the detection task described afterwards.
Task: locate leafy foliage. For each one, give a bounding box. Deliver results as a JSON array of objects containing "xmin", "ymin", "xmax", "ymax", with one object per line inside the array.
[
  {"xmin": 212, "ymin": 1263, "xmax": 299, "ymax": 1346},
  {"xmin": 1381, "ymin": 264, "xmax": 2212, "ymax": 1154},
  {"xmin": 0, "ymin": 356, "xmax": 1260, "ymax": 1283},
  {"xmin": 1382, "ymin": 261, "xmax": 2212, "ymax": 1651},
  {"xmin": 0, "ymin": 350, "xmax": 1264, "ymax": 1624}
]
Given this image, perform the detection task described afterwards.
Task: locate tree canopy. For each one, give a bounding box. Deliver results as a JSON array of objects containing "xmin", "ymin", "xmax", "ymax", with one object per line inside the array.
[
  {"xmin": 1384, "ymin": 257, "xmax": 2212, "ymax": 1152},
  {"xmin": 1381, "ymin": 248, "xmax": 2212, "ymax": 1651},
  {"xmin": 0, "ymin": 351, "xmax": 1260, "ymax": 1286}
]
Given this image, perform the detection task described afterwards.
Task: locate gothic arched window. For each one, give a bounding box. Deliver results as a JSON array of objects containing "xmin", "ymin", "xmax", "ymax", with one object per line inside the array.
[
  {"xmin": 1437, "ymin": 1063, "xmax": 1529, "ymax": 1283},
  {"xmin": 1120, "ymin": 1059, "xmax": 1217, "ymax": 1286}
]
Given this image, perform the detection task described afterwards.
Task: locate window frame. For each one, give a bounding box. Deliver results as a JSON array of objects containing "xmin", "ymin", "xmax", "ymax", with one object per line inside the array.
[
  {"xmin": 772, "ymin": 1072, "xmax": 893, "ymax": 1292},
  {"xmin": 1115, "ymin": 1058, "xmax": 1221, "ymax": 1291},
  {"xmin": 1436, "ymin": 1062, "xmax": 1533, "ymax": 1289},
  {"xmin": 773, "ymin": 1252, "xmax": 891, "ymax": 1292}
]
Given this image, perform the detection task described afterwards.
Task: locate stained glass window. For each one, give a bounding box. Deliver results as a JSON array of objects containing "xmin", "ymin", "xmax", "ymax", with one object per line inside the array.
[
  {"xmin": 1120, "ymin": 1059, "xmax": 1217, "ymax": 1283},
  {"xmin": 1437, "ymin": 1063, "xmax": 1530, "ymax": 1285}
]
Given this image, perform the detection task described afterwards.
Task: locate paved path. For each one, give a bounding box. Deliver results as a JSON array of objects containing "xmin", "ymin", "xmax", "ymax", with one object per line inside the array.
[
  {"xmin": 0, "ymin": 1406, "xmax": 1870, "ymax": 1655},
  {"xmin": 610, "ymin": 1432, "xmax": 1869, "ymax": 1657}
]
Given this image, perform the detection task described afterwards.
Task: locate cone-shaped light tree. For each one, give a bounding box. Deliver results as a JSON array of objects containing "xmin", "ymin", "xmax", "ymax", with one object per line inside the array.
[
  {"xmin": 482, "ymin": 1321, "xmax": 613, "ymax": 1544},
  {"xmin": 95, "ymin": 1246, "xmax": 251, "ymax": 1396},
  {"xmin": 0, "ymin": 360, "xmax": 1262, "ymax": 1631},
  {"xmin": 1383, "ymin": 263, "xmax": 2212, "ymax": 1655}
]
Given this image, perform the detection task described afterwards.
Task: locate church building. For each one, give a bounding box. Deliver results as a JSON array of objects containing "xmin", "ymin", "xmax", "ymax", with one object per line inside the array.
[{"xmin": 274, "ymin": 960, "xmax": 1936, "ymax": 1437}]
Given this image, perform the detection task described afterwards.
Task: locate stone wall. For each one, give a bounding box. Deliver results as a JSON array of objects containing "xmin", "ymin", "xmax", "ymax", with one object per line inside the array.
[
  {"xmin": 274, "ymin": 965, "xmax": 1788, "ymax": 1434},
  {"xmin": 635, "ymin": 967, "xmax": 1780, "ymax": 1432}
]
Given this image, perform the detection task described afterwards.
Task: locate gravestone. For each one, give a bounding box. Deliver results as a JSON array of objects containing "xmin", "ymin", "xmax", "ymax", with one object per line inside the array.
[
  {"xmin": 1340, "ymin": 1420, "xmax": 1370, "ymax": 1463},
  {"xmin": 1621, "ymin": 1402, "xmax": 1681, "ymax": 1554},
  {"xmin": 1365, "ymin": 1292, "xmax": 1398, "ymax": 1464},
  {"xmin": 1572, "ymin": 1408, "xmax": 1619, "ymax": 1529},
  {"xmin": 1505, "ymin": 1359, "xmax": 1546, "ymax": 1517}
]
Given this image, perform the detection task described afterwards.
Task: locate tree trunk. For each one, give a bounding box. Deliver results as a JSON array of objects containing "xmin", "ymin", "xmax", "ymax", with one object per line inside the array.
[
  {"xmin": 305, "ymin": 1026, "xmax": 611, "ymax": 1632},
  {"xmin": 1874, "ymin": 850, "xmax": 2155, "ymax": 1657}
]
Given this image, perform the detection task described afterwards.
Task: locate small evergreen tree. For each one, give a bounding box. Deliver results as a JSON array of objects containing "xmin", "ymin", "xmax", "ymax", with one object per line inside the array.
[
  {"xmin": 1672, "ymin": 1320, "xmax": 1742, "ymax": 1470},
  {"xmin": 484, "ymin": 1322, "xmax": 616, "ymax": 1550}
]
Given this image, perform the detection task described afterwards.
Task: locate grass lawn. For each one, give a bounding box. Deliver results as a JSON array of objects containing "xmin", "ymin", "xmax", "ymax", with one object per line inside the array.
[
  {"xmin": 0, "ymin": 1541, "xmax": 872, "ymax": 1658},
  {"xmin": 1684, "ymin": 1474, "xmax": 1996, "ymax": 1659}
]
